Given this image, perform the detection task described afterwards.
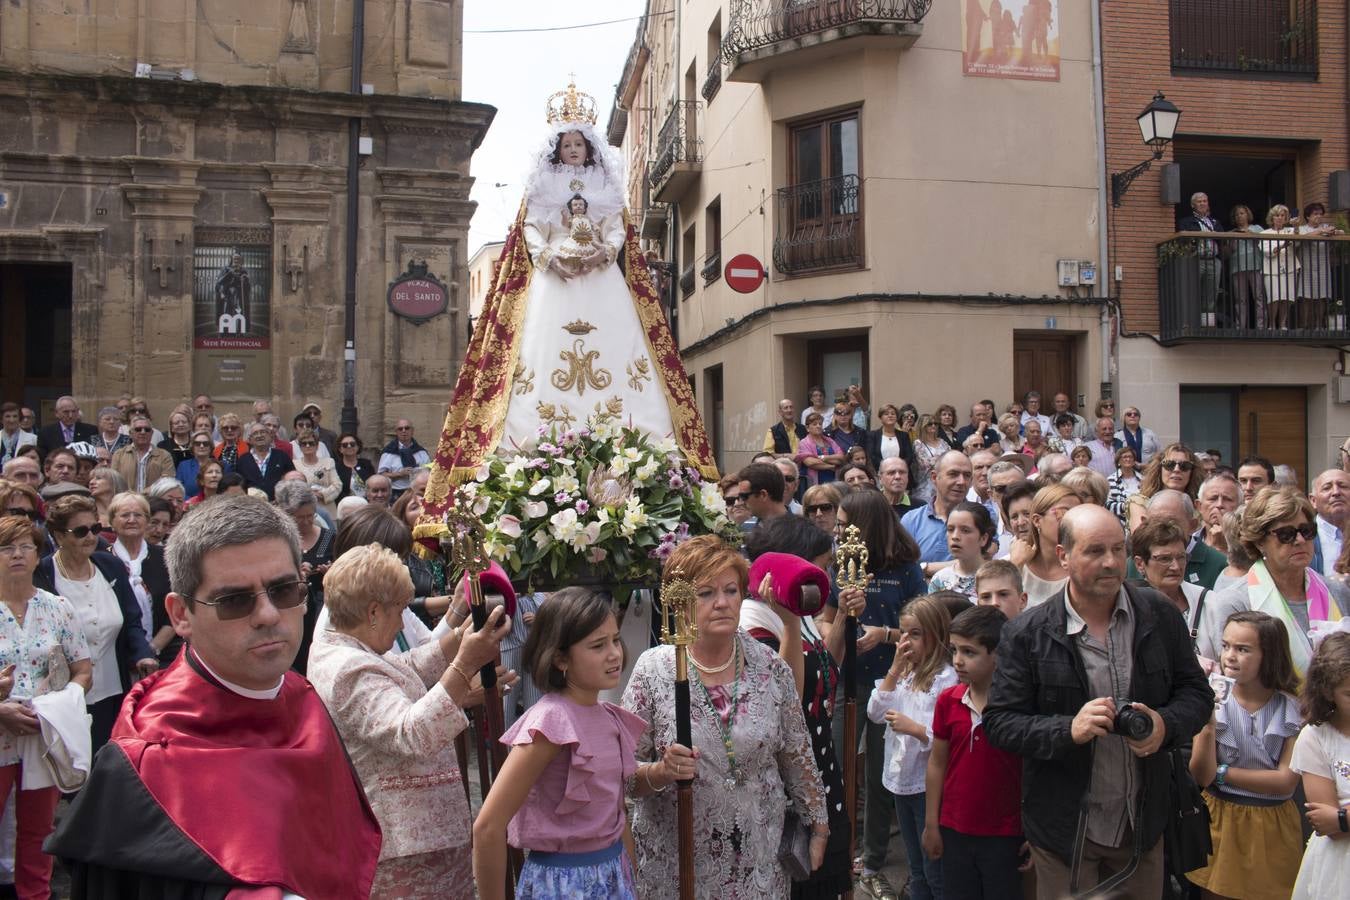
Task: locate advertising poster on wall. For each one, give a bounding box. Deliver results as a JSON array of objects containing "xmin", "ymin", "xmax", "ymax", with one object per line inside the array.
[
  {"xmin": 962, "ymin": 0, "xmax": 1060, "ymax": 81},
  {"xmin": 192, "ymin": 229, "xmax": 272, "ymax": 400}
]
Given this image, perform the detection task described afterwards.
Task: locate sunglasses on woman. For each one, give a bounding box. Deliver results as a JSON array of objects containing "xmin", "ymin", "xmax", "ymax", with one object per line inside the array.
[
  {"xmin": 4, "ymin": 508, "xmax": 40, "ymax": 521},
  {"xmin": 1160, "ymin": 460, "xmax": 1194, "ymax": 473},
  {"xmin": 191, "ymin": 580, "xmax": 310, "ymax": 621},
  {"xmin": 805, "ymin": 503, "xmax": 835, "ymax": 515},
  {"xmin": 57, "ymin": 523, "xmax": 104, "ymax": 539},
  {"xmin": 1268, "ymin": 524, "xmax": 1316, "ymax": 545}
]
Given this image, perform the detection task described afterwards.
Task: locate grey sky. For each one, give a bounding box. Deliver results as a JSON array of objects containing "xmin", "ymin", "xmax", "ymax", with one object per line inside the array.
[{"xmin": 463, "ymin": 2, "xmax": 646, "ymax": 253}]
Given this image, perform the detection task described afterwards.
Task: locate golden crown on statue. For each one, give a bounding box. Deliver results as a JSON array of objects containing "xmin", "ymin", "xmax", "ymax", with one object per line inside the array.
[{"xmin": 546, "ymin": 78, "xmax": 598, "ymax": 126}]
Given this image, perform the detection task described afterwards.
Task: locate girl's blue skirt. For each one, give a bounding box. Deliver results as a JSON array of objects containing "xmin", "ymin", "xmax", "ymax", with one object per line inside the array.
[{"xmin": 516, "ymin": 839, "xmax": 637, "ymax": 899}]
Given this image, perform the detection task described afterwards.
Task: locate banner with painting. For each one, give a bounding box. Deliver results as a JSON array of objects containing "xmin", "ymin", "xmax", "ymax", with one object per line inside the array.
[
  {"xmin": 192, "ymin": 228, "xmax": 272, "ymax": 399},
  {"xmin": 962, "ymin": 0, "xmax": 1060, "ymax": 81}
]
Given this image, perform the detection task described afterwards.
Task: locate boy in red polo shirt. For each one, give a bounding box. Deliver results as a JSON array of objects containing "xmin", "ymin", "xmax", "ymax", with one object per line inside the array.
[{"xmin": 921, "ymin": 605, "xmax": 1025, "ymax": 897}]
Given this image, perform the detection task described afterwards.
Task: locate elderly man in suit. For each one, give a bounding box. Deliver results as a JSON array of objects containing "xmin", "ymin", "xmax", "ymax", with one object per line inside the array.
[
  {"xmin": 36, "ymin": 395, "xmax": 97, "ymax": 461},
  {"xmin": 235, "ymin": 421, "xmax": 295, "ymax": 500}
]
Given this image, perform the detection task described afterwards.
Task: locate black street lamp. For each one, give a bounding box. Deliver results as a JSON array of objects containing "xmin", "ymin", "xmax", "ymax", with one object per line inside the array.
[{"xmin": 1110, "ymin": 92, "xmax": 1181, "ymax": 207}]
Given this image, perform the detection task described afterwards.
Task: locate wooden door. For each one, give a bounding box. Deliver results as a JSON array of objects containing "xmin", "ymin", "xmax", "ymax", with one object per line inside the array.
[
  {"xmin": 1237, "ymin": 385, "xmax": 1307, "ymax": 486},
  {"xmin": 0, "ymin": 264, "xmax": 72, "ymax": 415},
  {"xmin": 706, "ymin": 365, "xmax": 724, "ymax": 473},
  {"xmin": 1013, "ymin": 332, "xmax": 1077, "ymax": 407}
]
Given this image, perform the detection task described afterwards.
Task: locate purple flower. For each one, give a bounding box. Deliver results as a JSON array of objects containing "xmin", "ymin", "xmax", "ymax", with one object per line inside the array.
[
  {"xmin": 668, "ymin": 473, "xmax": 685, "ymax": 490},
  {"xmin": 554, "ymin": 490, "xmax": 571, "ymax": 505},
  {"xmin": 530, "ymin": 458, "xmax": 550, "ymax": 469},
  {"xmin": 648, "ymin": 543, "xmax": 675, "ymax": 560},
  {"xmin": 575, "ymin": 500, "xmax": 590, "ymax": 515},
  {"xmin": 675, "ymin": 522, "xmax": 691, "ymax": 540}
]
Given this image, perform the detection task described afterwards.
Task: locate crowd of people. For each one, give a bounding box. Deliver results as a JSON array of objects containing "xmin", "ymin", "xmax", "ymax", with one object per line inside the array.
[
  {"xmin": 1175, "ymin": 191, "xmax": 1347, "ymax": 330},
  {"xmin": 0, "ymin": 385, "xmax": 1347, "ymax": 899}
]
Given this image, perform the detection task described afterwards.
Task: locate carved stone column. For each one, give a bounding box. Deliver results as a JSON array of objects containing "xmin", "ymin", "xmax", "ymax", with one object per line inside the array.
[
  {"xmin": 120, "ymin": 162, "xmax": 202, "ymax": 403},
  {"xmin": 371, "ymin": 164, "xmax": 475, "ymax": 435},
  {"xmin": 263, "ymin": 164, "xmax": 338, "ymax": 411}
]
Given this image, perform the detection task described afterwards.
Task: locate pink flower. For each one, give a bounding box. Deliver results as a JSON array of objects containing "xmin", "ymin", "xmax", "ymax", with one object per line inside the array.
[
  {"xmin": 575, "ymin": 500, "xmax": 590, "ymax": 515},
  {"xmin": 554, "ymin": 490, "xmax": 571, "ymax": 505},
  {"xmin": 587, "ymin": 547, "xmax": 608, "ymax": 564}
]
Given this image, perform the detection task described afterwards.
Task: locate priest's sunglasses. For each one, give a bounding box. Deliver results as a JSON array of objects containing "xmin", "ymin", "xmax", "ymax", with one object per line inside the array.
[{"xmin": 191, "ymin": 580, "xmax": 309, "ymax": 621}]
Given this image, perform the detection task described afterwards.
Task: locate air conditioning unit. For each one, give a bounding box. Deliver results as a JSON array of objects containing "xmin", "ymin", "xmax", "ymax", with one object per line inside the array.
[{"xmin": 1334, "ymin": 376, "xmax": 1350, "ymax": 404}]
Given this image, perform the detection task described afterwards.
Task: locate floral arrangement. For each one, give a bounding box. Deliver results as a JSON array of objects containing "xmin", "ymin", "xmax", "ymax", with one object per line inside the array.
[{"xmin": 453, "ymin": 410, "xmax": 739, "ymax": 587}]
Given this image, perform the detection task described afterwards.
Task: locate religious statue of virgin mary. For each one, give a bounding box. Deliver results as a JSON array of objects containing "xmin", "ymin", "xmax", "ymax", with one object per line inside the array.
[{"xmin": 422, "ymin": 82, "xmax": 717, "ymax": 503}]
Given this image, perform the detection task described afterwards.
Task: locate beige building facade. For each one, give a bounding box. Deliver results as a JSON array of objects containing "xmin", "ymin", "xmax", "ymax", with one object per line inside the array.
[
  {"xmin": 0, "ymin": 0, "xmax": 492, "ymax": 447},
  {"xmin": 467, "ymin": 239, "xmax": 504, "ymax": 324},
  {"xmin": 610, "ymin": 0, "xmax": 1109, "ymax": 474}
]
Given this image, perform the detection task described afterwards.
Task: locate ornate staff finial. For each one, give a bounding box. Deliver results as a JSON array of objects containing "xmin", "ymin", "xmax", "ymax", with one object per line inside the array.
[
  {"xmin": 659, "ymin": 566, "xmax": 699, "ymax": 647},
  {"xmin": 835, "ymin": 524, "xmax": 869, "ymax": 593},
  {"xmin": 444, "ymin": 488, "xmax": 489, "ymax": 580}
]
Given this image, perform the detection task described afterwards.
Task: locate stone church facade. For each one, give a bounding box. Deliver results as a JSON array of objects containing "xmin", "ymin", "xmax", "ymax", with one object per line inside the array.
[{"xmin": 0, "ymin": 0, "xmax": 492, "ymax": 445}]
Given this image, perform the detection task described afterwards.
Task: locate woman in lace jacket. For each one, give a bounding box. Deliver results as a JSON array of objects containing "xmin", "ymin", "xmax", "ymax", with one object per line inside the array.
[
  {"xmin": 622, "ymin": 535, "xmax": 828, "ymax": 899},
  {"xmin": 307, "ymin": 544, "xmax": 511, "ymax": 899}
]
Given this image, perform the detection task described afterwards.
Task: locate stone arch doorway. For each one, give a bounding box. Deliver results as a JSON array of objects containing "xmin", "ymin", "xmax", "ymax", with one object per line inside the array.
[{"xmin": 0, "ymin": 263, "xmax": 72, "ymax": 420}]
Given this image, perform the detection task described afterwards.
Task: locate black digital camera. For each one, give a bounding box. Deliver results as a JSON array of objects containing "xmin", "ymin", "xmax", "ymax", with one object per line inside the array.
[{"xmin": 1114, "ymin": 701, "xmax": 1153, "ymax": 740}]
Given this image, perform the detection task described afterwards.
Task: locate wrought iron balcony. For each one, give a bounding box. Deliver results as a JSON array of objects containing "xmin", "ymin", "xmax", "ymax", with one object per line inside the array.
[
  {"xmin": 1170, "ymin": 0, "xmax": 1317, "ymax": 77},
  {"xmin": 1157, "ymin": 232, "xmax": 1350, "ymax": 344},
  {"xmin": 773, "ymin": 174, "xmax": 864, "ymax": 275},
  {"xmin": 722, "ymin": 0, "xmax": 930, "ymax": 82},
  {"xmin": 650, "ymin": 100, "xmax": 703, "ymax": 204},
  {"xmin": 680, "ymin": 264, "xmax": 696, "ymax": 299},
  {"xmin": 701, "ymin": 253, "xmax": 722, "ymax": 284},
  {"xmin": 702, "ymin": 63, "xmax": 722, "ymax": 103}
]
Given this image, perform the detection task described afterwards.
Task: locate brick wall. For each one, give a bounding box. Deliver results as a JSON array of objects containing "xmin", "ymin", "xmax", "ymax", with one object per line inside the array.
[{"xmin": 1102, "ymin": 0, "xmax": 1348, "ymax": 333}]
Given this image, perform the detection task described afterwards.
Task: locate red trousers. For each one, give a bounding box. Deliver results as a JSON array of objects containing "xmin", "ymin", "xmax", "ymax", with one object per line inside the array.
[{"xmin": 0, "ymin": 764, "xmax": 59, "ymax": 900}]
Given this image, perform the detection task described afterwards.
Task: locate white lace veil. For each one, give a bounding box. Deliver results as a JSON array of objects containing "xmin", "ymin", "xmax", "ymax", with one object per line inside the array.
[{"xmin": 523, "ymin": 119, "xmax": 628, "ymax": 225}]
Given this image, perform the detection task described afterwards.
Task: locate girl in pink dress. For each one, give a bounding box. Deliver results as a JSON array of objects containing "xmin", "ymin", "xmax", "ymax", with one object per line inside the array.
[{"xmin": 473, "ymin": 587, "xmax": 648, "ymax": 899}]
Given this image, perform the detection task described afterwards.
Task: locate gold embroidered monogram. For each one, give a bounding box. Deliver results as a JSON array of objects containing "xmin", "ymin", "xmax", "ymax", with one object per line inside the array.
[
  {"xmin": 627, "ymin": 356, "xmax": 652, "ymax": 392},
  {"xmin": 551, "ymin": 338, "xmax": 612, "ymax": 396}
]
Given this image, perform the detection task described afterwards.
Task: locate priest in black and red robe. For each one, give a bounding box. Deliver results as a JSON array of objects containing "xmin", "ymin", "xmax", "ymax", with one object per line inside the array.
[{"xmin": 46, "ymin": 494, "xmax": 382, "ymax": 899}]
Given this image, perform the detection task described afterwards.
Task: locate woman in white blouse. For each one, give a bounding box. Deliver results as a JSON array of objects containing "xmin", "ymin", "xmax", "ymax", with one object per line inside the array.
[
  {"xmin": 292, "ymin": 434, "xmax": 342, "ymax": 516},
  {"xmin": 35, "ymin": 495, "xmax": 156, "ymax": 751}
]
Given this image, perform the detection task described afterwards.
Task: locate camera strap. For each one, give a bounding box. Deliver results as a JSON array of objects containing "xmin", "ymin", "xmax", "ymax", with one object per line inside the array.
[{"xmin": 1068, "ymin": 771, "xmax": 1148, "ymax": 898}]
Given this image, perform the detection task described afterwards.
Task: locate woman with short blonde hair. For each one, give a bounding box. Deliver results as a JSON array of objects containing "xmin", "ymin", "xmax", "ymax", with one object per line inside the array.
[
  {"xmin": 213, "ymin": 413, "xmax": 247, "ymax": 472},
  {"xmin": 307, "ymin": 542, "xmax": 510, "ymax": 899},
  {"xmin": 1060, "ymin": 465, "xmax": 1108, "ymax": 506}
]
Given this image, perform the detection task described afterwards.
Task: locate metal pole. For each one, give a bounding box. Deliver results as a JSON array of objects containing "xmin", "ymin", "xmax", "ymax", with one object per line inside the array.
[{"xmin": 341, "ymin": 0, "xmax": 365, "ymax": 438}]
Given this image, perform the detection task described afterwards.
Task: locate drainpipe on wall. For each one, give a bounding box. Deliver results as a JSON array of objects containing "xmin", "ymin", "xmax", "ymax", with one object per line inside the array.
[
  {"xmin": 1090, "ymin": 0, "xmax": 1114, "ymax": 400},
  {"xmin": 340, "ymin": 0, "xmax": 365, "ymax": 438}
]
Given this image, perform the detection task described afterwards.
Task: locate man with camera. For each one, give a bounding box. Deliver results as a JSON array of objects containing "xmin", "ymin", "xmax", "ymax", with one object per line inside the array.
[{"xmin": 984, "ymin": 504, "xmax": 1212, "ymax": 898}]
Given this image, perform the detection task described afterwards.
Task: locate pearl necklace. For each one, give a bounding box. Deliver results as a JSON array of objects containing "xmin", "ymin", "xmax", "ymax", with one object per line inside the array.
[{"xmin": 689, "ymin": 643, "xmax": 738, "ymax": 675}]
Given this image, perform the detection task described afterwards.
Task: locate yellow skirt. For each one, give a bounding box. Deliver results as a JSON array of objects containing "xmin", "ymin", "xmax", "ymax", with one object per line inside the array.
[{"xmin": 1186, "ymin": 793, "xmax": 1303, "ymax": 900}]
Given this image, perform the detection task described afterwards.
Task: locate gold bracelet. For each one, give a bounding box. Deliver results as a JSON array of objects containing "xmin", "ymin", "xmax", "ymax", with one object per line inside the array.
[{"xmin": 449, "ymin": 661, "xmax": 475, "ymax": 688}]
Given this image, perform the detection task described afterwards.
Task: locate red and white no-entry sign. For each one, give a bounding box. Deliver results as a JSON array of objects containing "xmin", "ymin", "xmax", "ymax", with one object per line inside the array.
[{"xmin": 724, "ymin": 254, "xmax": 766, "ymax": 293}]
